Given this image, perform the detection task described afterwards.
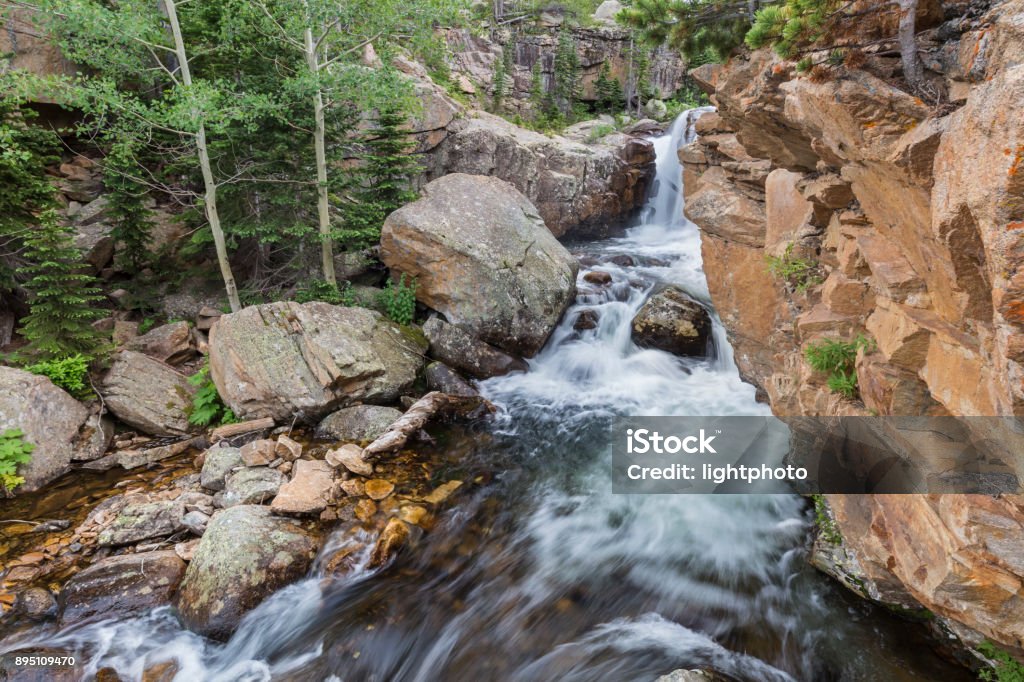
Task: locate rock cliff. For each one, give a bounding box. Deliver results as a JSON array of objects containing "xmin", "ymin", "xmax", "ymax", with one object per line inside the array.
[{"xmin": 681, "ymin": 0, "xmax": 1024, "ymax": 657}]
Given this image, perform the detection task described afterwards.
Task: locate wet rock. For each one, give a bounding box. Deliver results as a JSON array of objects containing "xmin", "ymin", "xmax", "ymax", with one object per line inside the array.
[
  {"xmin": 381, "ymin": 173, "xmax": 578, "ymax": 357},
  {"xmin": 101, "ymin": 351, "xmax": 196, "ymax": 437},
  {"xmin": 11, "ymin": 587, "xmax": 57, "ymax": 621},
  {"xmin": 423, "ymin": 317, "xmax": 529, "ymax": 380},
  {"xmin": 208, "ymin": 302, "xmax": 424, "ymax": 422},
  {"xmin": 222, "ymin": 467, "xmax": 286, "ymax": 507},
  {"xmin": 0, "ymin": 648, "xmax": 77, "ymax": 681},
  {"xmin": 96, "ymin": 498, "xmax": 185, "ymax": 547},
  {"xmin": 59, "ymin": 551, "xmax": 186, "ymax": 626},
  {"xmin": 239, "ymin": 439, "xmax": 277, "ymax": 467},
  {"xmin": 326, "ymin": 444, "xmax": 374, "ymax": 477},
  {"xmin": 422, "ymin": 480, "xmax": 463, "ymax": 505},
  {"xmin": 0, "ymin": 366, "xmax": 95, "ymax": 493},
  {"xmin": 142, "ymin": 661, "xmax": 179, "ymax": 682},
  {"xmin": 399, "ymin": 505, "xmax": 429, "ymax": 526},
  {"xmin": 270, "ymin": 460, "xmax": 335, "ymax": 516},
  {"xmin": 424, "ymin": 362, "xmax": 478, "ymax": 397},
  {"xmin": 182, "ymin": 510, "xmax": 210, "ymax": 535},
  {"xmin": 200, "ymin": 445, "xmax": 243, "ymax": 491},
  {"xmin": 631, "ymin": 287, "xmax": 712, "ymax": 357},
  {"xmin": 125, "ymin": 321, "xmax": 196, "ymax": 366},
  {"xmin": 316, "ymin": 405, "xmax": 403, "ymax": 442},
  {"xmin": 364, "ymin": 479, "xmax": 395, "ymax": 500},
  {"xmin": 176, "ymin": 505, "xmax": 319, "ymax": 639},
  {"xmin": 606, "ymin": 254, "xmax": 636, "ymax": 267},
  {"xmin": 656, "ymin": 671, "xmax": 721, "ymax": 682},
  {"xmin": 573, "ymin": 309, "xmax": 600, "ymax": 331},
  {"xmin": 369, "ymin": 518, "xmax": 411, "ymax": 568},
  {"xmin": 340, "ymin": 479, "xmax": 365, "ymax": 497},
  {"xmin": 354, "ymin": 498, "xmax": 377, "ymax": 521},
  {"xmin": 583, "ymin": 270, "xmax": 613, "ymax": 285}
]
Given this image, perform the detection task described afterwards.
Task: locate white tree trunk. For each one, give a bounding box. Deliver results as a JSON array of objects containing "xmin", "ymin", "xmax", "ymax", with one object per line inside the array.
[
  {"xmin": 304, "ymin": 26, "xmax": 336, "ymax": 286},
  {"xmin": 898, "ymin": 0, "xmax": 923, "ymax": 89},
  {"xmin": 165, "ymin": 0, "xmax": 241, "ymax": 312}
]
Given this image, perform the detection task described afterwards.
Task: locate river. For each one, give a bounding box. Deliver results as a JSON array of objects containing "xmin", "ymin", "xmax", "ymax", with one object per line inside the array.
[{"xmin": 0, "ymin": 111, "xmax": 968, "ymax": 681}]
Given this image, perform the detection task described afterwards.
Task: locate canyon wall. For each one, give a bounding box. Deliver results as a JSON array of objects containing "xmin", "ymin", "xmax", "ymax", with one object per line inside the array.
[{"xmin": 682, "ymin": 0, "xmax": 1024, "ymax": 656}]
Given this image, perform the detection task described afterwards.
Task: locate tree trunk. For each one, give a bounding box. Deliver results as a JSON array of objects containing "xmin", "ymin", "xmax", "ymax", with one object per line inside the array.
[
  {"xmin": 897, "ymin": 0, "xmax": 923, "ymax": 89},
  {"xmin": 304, "ymin": 26, "xmax": 336, "ymax": 287},
  {"xmin": 165, "ymin": 0, "xmax": 241, "ymax": 312},
  {"xmin": 361, "ymin": 391, "xmax": 495, "ymax": 460}
]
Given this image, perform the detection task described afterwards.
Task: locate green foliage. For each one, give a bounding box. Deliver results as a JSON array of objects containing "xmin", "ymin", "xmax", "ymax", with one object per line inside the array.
[
  {"xmin": 617, "ymin": 0, "xmax": 759, "ymax": 62},
  {"xmin": 16, "ymin": 209, "xmax": 105, "ymax": 360},
  {"xmin": 294, "ymin": 279, "xmax": 355, "ymax": 306},
  {"xmin": 379, "ymin": 274, "xmax": 417, "ymax": 326},
  {"xmin": 804, "ymin": 335, "xmax": 873, "ymax": 400},
  {"xmin": 595, "ymin": 61, "xmax": 621, "ymax": 113},
  {"xmin": 0, "ymin": 428, "xmax": 35, "ymax": 492},
  {"xmin": 553, "ymin": 29, "xmax": 581, "ymax": 115},
  {"xmin": 765, "ymin": 243, "xmax": 820, "ymax": 292},
  {"xmin": 745, "ymin": 1, "xmax": 838, "ymax": 58},
  {"xmin": 103, "ymin": 140, "xmax": 154, "ymax": 272},
  {"xmin": 491, "ymin": 47, "xmax": 513, "ymax": 112},
  {"xmin": 23, "ymin": 354, "xmax": 91, "ymax": 397},
  {"xmin": 187, "ymin": 364, "xmax": 237, "ymax": 427},
  {"xmin": 586, "ymin": 123, "xmax": 617, "ymax": 143},
  {"xmin": 812, "ymin": 494, "xmax": 842, "ymax": 545},
  {"xmin": 979, "ymin": 642, "xmax": 1024, "ymax": 682}
]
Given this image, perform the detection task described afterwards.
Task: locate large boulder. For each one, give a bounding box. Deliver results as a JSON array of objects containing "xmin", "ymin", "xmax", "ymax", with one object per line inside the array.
[
  {"xmin": 176, "ymin": 505, "xmax": 319, "ymax": 639},
  {"xmin": 631, "ymin": 287, "xmax": 713, "ymax": 357},
  {"xmin": 208, "ymin": 302, "xmax": 424, "ymax": 422},
  {"xmin": 0, "ymin": 367, "xmax": 109, "ymax": 494},
  {"xmin": 426, "ymin": 113, "xmax": 655, "ymax": 239},
  {"xmin": 381, "ymin": 174, "xmax": 578, "ymax": 357},
  {"xmin": 101, "ymin": 351, "xmax": 196, "ymax": 436},
  {"xmin": 422, "ymin": 317, "xmax": 529, "ymax": 379},
  {"xmin": 58, "ymin": 551, "xmax": 186, "ymax": 626}
]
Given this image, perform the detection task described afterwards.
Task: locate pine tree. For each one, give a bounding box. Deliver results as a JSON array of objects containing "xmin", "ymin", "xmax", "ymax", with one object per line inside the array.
[
  {"xmin": 617, "ymin": 0, "xmax": 761, "ymax": 62},
  {"xmin": 17, "ymin": 209, "xmax": 104, "ymax": 360},
  {"xmin": 528, "ymin": 60, "xmax": 548, "ymax": 121},
  {"xmin": 103, "ymin": 141, "xmax": 154, "ymax": 272},
  {"xmin": 595, "ymin": 61, "xmax": 621, "ymax": 113},
  {"xmin": 491, "ymin": 47, "xmax": 513, "ymax": 112},
  {"xmin": 553, "ymin": 29, "xmax": 580, "ymax": 116}
]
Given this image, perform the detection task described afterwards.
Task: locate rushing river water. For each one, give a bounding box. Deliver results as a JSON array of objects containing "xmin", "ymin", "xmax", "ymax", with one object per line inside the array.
[{"xmin": 0, "ymin": 111, "xmax": 970, "ymax": 681}]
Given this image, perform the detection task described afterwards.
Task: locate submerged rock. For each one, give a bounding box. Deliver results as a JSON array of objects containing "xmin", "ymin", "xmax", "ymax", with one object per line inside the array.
[
  {"xmin": 59, "ymin": 551, "xmax": 185, "ymax": 626},
  {"xmin": 316, "ymin": 405, "xmax": 403, "ymax": 442},
  {"xmin": 381, "ymin": 173, "xmax": 578, "ymax": 357},
  {"xmin": 208, "ymin": 302, "xmax": 424, "ymax": 422},
  {"xmin": 176, "ymin": 505, "xmax": 319, "ymax": 639},
  {"xmin": 631, "ymin": 287, "xmax": 712, "ymax": 357},
  {"xmin": 270, "ymin": 460, "xmax": 335, "ymax": 516}
]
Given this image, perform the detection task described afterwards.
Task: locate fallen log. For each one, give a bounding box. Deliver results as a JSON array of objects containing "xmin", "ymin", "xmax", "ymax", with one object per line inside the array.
[
  {"xmin": 210, "ymin": 417, "xmax": 275, "ymax": 442},
  {"xmin": 361, "ymin": 391, "xmax": 495, "ymax": 460}
]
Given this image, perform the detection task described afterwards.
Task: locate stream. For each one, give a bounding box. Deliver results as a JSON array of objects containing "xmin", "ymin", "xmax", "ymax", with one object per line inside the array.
[{"xmin": 0, "ymin": 111, "xmax": 969, "ymax": 681}]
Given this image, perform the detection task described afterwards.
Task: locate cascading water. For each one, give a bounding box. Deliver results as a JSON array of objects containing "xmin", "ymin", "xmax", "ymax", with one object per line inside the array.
[{"xmin": 0, "ymin": 112, "xmax": 968, "ymax": 682}]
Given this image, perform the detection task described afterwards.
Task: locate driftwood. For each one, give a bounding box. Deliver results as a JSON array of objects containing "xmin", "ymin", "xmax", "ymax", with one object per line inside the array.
[
  {"xmin": 361, "ymin": 391, "xmax": 495, "ymax": 460},
  {"xmin": 210, "ymin": 417, "xmax": 275, "ymax": 441}
]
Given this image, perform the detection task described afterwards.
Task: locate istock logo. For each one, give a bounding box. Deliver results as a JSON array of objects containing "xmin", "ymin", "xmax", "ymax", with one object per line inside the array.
[{"xmin": 626, "ymin": 428, "xmax": 717, "ymax": 454}]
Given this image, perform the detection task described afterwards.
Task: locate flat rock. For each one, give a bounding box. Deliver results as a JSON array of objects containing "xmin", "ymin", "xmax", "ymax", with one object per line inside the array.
[
  {"xmin": 270, "ymin": 460, "xmax": 335, "ymax": 515},
  {"xmin": 101, "ymin": 351, "xmax": 196, "ymax": 436},
  {"xmin": 325, "ymin": 444, "xmax": 374, "ymax": 477},
  {"xmin": 316, "ymin": 405, "xmax": 402, "ymax": 442},
  {"xmin": 96, "ymin": 499, "xmax": 185, "ymax": 547},
  {"xmin": 222, "ymin": 467, "xmax": 286, "ymax": 507},
  {"xmin": 58, "ymin": 551, "xmax": 185, "ymax": 626}
]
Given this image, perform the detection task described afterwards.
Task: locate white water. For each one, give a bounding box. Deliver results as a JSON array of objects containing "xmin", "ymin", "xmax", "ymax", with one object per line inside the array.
[{"xmin": 0, "ymin": 111, "xmax": 965, "ymax": 681}]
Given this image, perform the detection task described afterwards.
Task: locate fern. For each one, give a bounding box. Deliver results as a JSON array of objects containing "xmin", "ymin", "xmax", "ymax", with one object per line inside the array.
[
  {"xmin": 187, "ymin": 364, "xmax": 237, "ymax": 427},
  {"xmin": 0, "ymin": 428, "xmax": 35, "ymax": 492},
  {"xmin": 978, "ymin": 641, "xmax": 1024, "ymax": 682},
  {"xmin": 804, "ymin": 336, "xmax": 873, "ymax": 400},
  {"xmin": 379, "ymin": 274, "xmax": 417, "ymax": 326}
]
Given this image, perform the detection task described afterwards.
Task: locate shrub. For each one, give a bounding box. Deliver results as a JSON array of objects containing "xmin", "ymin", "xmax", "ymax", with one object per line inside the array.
[
  {"xmin": 0, "ymin": 428, "xmax": 34, "ymax": 492},
  {"xmin": 765, "ymin": 243, "xmax": 821, "ymax": 292},
  {"xmin": 586, "ymin": 123, "xmax": 616, "ymax": 143},
  {"xmin": 804, "ymin": 336, "xmax": 873, "ymax": 400},
  {"xmin": 187, "ymin": 364, "xmax": 237, "ymax": 427},
  {"xmin": 379, "ymin": 274, "xmax": 417, "ymax": 326},
  {"xmin": 24, "ymin": 354, "xmax": 91, "ymax": 398},
  {"xmin": 979, "ymin": 641, "xmax": 1024, "ymax": 682}
]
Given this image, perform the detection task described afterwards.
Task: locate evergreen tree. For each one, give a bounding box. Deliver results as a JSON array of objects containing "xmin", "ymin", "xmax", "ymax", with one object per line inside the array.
[
  {"xmin": 103, "ymin": 140, "xmax": 154, "ymax": 272},
  {"xmin": 617, "ymin": 0, "xmax": 762, "ymax": 62},
  {"xmin": 595, "ymin": 61, "xmax": 621, "ymax": 113},
  {"xmin": 362, "ymin": 101, "xmax": 421, "ymax": 215},
  {"xmin": 491, "ymin": 47, "xmax": 512, "ymax": 112},
  {"xmin": 17, "ymin": 209, "xmax": 104, "ymax": 360},
  {"xmin": 553, "ymin": 29, "xmax": 580, "ymax": 115},
  {"xmin": 528, "ymin": 60, "xmax": 548, "ymax": 121}
]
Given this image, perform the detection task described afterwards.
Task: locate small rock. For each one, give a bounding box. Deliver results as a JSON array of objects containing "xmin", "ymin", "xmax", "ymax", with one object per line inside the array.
[
  {"xmin": 182, "ymin": 510, "xmax": 210, "ymax": 536},
  {"xmin": 12, "ymin": 587, "xmax": 57, "ymax": 621},
  {"xmin": 340, "ymin": 479, "xmax": 365, "ymax": 497},
  {"xmin": 179, "ymin": 491, "xmax": 215, "ymax": 515},
  {"xmin": 583, "ymin": 271, "xmax": 613, "ymax": 285},
  {"xmin": 195, "ymin": 306, "xmax": 223, "ymax": 331},
  {"xmin": 326, "ymin": 444, "xmax": 374, "ymax": 477},
  {"xmin": 142, "ymin": 661, "xmax": 180, "ymax": 682},
  {"xmin": 223, "ymin": 467, "xmax": 286, "ymax": 507},
  {"xmin": 631, "ymin": 286, "xmax": 712, "ymax": 357},
  {"xmin": 239, "ymin": 439, "xmax": 277, "ymax": 467},
  {"xmin": 606, "ymin": 254, "xmax": 636, "ymax": 267},
  {"xmin": 278, "ymin": 461, "xmax": 293, "ymax": 475},
  {"xmin": 112, "ymin": 320, "xmax": 140, "ymax": 346},
  {"xmin": 200, "ymin": 446, "xmax": 243, "ymax": 491},
  {"xmin": 424, "ymin": 362, "xmax": 478, "ymax": 397},
  {"xmin": 270, "ymin": 460, "xmax": 335, "ymax": 515},
  {"xmin": 275, "ymin": 434, "xmax": 303, "ymax": 461},
  {"xmin": 422, "ymin": 480, "xmax": 463, "ymax": 505},
  {"xmin": 59, "ymin": 551, "xmax": 185, "ymax": 626},
  {"xmin": 316, "ymin": 405, "xmax": 402, "ymax": 442},
  {"xmin": 369, "ymin": 518, "xmax": 411, "ymax": 568},
  {"xmin": 364, "ymin": 479, "xmax": 395, "ymax": 500},
  {"xmin": 96, "ymin": 499, "xmax": 185, "ymax": 547},
  {"xmin": 174, "ymin": 539, "xmax": 200, "ymax": 562},
  {"xmin": 125, "ymin": 321, "xmax": 196, "ymax": 365},
  {"xmin": 573, "ymin": 309, "xmax": 599, "ymax": 331},
  {"xmin": 399, "ymin": 505, "xmax": 428, "ymax": 526}
]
